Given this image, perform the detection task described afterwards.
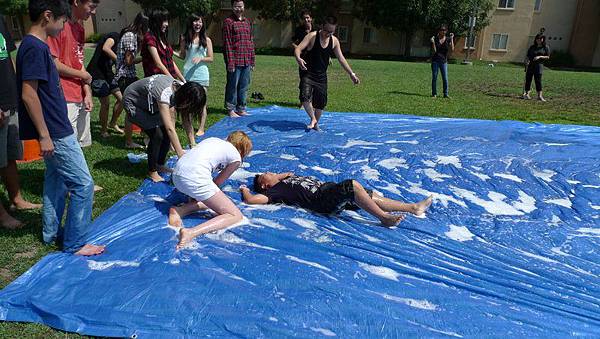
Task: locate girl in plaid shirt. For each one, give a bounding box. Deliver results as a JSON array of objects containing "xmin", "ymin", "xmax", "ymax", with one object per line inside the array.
[{"xmin": 142, "ymin": 9, "xmax": 184, "ymax": 82}]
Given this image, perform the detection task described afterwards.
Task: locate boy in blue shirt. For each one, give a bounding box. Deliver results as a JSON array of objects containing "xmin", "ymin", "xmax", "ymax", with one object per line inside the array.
[{"xmin": 17, "ymin": 0, "xmax": 104, "ymax": 255}]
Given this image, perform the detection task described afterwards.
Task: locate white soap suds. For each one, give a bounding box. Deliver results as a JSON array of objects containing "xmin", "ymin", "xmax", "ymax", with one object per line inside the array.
[
  {"xmin": 545, "ymin": 198, "xmax": 572, "ymax": 208},
  {"xmin": 310, "ymin": 327, "xmax": 337, "ymax": 337},
  {"xmin": 445, "ymin": 225, "xmax": 475, "ymax": 242},
  {"xmin": 286, "ymin": 255, "xmax": 332, "ymax": 272},
  {"xmin": 280, "ymin": 154, "xmax": 299, "ymax": 161},
  {"xmin": 361, "ymin": 165, "xmax": 381, "ymax": 181},
  {"xmin": 512, "ymin": 190, "xmax": 537, "ymax": 213},
  {"xmin": 436, "ymin": 156, "xmax": 462, "ymax": 168},
  {"xmin": 370, "ymin": 291, "xmax": 440, "ymax": 311},
  {"xmin": 493, "ymin": 173, "xmax": 523, "ymax": 183},
  {"xmin": 377, "ymin": 158, "xmax": 408, "ymax": 170},
  {"xmin": 450, "ymin": 187, "xmax": 524, "ymax": 216},
  {"xmin": 312, "ymin": 166, "xmax": 339, "ymax": 176},
  {"xmin": 358, "ymin": 262, "xmax": 400, "ymax": 281},
  {"xmin": 321, "ymin": 153, "xmax": 335, "ymax": 160},
  {"xmin": 87, "ymin": 260, "xmax": 140, "ymax": 271}
]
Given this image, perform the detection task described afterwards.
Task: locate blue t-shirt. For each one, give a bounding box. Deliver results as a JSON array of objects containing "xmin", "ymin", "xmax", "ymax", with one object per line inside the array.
[{"xmin": 17, "ymin": 34, "xmax": 72, "ymax": 140}]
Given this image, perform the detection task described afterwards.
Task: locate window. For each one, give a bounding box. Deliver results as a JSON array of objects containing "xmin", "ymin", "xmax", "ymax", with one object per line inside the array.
[
  {"xmin": 363, "ymin": 27, "xmax": 376, "ymax": 44},
  {"xmin": 336, "ymin": 26, "xmax": 349, "ymax": 43},
  {"xmin": 490, "ymin": 33, "xmax": 509, "ymax": 50},
  {"xmin": 498, "ymin": 0, "xmax": 515, "ymax": 9},
  {"xmin": 464, "ymin": 35, "xmax": 476, "ymax": 49},
  {"xmin": 534, "ymin": 0, "xmax": 542, "ymax": 11}
]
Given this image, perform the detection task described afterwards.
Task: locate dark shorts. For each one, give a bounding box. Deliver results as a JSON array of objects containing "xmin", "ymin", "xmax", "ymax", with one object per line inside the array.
[
  {"xmin": 91, "ymin": 78, "xmax": 120, "ymax": 98},
  {"xmin": 118, "ymin": 76, "xmax": 139, "ymax": 93},
  {"xmin": 315, "ymin": 180, "xmax": 373, "ymax": 214},
  {"xmin": 299, "ymin": 75, "xmax": 327, "ymax": 110}
]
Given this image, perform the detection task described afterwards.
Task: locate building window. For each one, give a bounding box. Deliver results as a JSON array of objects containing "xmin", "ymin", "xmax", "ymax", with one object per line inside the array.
[
  {"xmin": 490, "ymin": 33, "xmax": 509, "ymax": 50},
  {"xmin": 498, "ymin": 0, "xmax": 515, "ymax": 9},
  {"xmin": 336, "ymin": 26, "xmax": 349, "ymax": 43},
  {"xmin": 363, "ymin": 27, "xmax": 376, "ymax": 44},
  {"xmin": 464, "ymin": 35, "xmax": 476, "ymax": 49},
  {"xmin": 534, "ymin": 0, "xmax": 542, "ymax": 12}
]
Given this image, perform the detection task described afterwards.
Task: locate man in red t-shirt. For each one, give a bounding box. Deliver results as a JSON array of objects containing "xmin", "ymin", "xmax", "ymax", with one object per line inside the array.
[{"xmin": 47, "ymin": 0, "xmax": 99, "ymax": 148}]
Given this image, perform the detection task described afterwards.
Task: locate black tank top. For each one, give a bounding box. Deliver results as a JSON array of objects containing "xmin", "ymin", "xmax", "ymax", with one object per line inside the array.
[{"xmin": 307, "ymin": 31, "xmax": 333, "ymax": 81}]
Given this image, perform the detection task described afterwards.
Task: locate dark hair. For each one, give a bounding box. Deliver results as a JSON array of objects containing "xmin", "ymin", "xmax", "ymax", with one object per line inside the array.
[
  {"xmin": 533, "ymin": 33, "xmax": 546, "ymax": 47},
  {"xmin": 69, "ymin": 0, "xmax": 99, "ymax": 5},
  {"xmin": 323, "ymin": 15, "xmax": 337, "ymax": 25},
  {"xmin": 120, "ymin": 11, "xmax": 149, "ymax": 38},
  {"xmin": 300, "ymin": 9, "xmax": 311, "ymax": 18},
  {"xmin": 439, "ymin": 24, "xmax": 448, "ymax": 31},
  {"xmin": 148, "ymin": 8, "xmax": 169, "ymax": 45},
  {"xmin": 231, "ymin": 0, "xmax": 244, "ymax": 6},
  {"xmin": 174, "ymin": 82, "xmax": 206, "ymax": 129},
  {"xmin": 183, "ymin": 13, "xmax": 207, "ymax": 49},
  {"xmin": 253, "ymin": 174, "xmax": 264, "ymax": 194},
  {"xmin": 29, "ymin": 0, "xmax": 71, "ymax": 22}
]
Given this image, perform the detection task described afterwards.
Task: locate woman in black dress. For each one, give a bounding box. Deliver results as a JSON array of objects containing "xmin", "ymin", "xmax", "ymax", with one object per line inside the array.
[{"xmin": 522, "ymin": 33, "xmax": 550, "ymax": 102}]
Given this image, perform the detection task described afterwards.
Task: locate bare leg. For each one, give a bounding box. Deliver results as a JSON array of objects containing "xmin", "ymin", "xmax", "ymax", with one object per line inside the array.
[
  {"xmin": 168, "ymin": 200, "xmax": 209, "ymax": 227},
  {"xmin": 196, "ymin": 105, "xmax": 207, "ymax": 136},
  {"xmin": 1, "ymin": 161, "xmax": 42, "ymax": 209},
  {"xmin": 351, "ymin": 180, "xmax": 403, "ymax": 227},
  {"xmin": 74, "ymin": 244, "xmax": 105, "ymax": 256},
  {"xmin": 99, "ymin": 96, "xmax": 110, "ymax": 137},
  {"xmin": 303, "ymin": 101, "xmax": 317, "ymax": 129},
  {"xmin": 372, "ymin": 192, "xmax": 433, "ymax": 216},
  {"xmin": 109, "ymin": 91, "xmax": 124, "ymax": 133},
  {"xmin": 124, "ymin": 117, "xmax": 143, "ymax": 149},
  {"xmin": 177, "ymin": 191, "xmax": 243, "ymax": 249},
  {"xmin": 313, "ymin": 109, "xmax": 323, "ymax": 130},
  {"xmin": 0, "ymin": 203, "xmax": 23, "ymax": 229}
]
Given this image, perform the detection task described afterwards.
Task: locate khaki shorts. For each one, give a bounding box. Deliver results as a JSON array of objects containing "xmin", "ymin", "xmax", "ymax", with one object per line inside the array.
[
  {"xmin": 0, "ymin": 111, "xmax": 23, "ymax": 168},
  {"xmin": 67, "ymin": 102, "xmax": 92, "ymax": 148}
]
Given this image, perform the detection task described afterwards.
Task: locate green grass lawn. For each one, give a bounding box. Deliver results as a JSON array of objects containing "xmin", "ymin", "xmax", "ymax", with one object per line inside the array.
[{"xmin": 1, "ymin": 51, "xmax": 599, "ymax": 337}]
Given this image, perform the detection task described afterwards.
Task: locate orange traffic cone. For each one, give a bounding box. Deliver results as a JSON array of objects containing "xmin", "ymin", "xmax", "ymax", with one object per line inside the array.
[{"xmin": 18, "ymin": 140, "xmax": 43, "ymax": 163}]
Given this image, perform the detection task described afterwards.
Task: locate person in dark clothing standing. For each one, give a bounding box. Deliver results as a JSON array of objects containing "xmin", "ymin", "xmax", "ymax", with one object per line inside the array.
[
  {"xmin": 87, "ymin": 32, "xmax": 124, "ymax": 138},
  {"xmin": 522, "ymin": 33, "xmax": 550, "ymax": 102},
  {"xmin": 430, "ymin": 24, "xmax": 454, "ymax": 98},
  {"xmin": 291, "ymin": 10, "xmax": 315, "ymax": 105},
  {"xmin": 294, "ymin": 15, "xmax": 360, "ymax": 130}
]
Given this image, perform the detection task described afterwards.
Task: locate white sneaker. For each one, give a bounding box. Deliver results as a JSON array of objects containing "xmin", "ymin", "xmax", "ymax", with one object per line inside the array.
[
  {"xmin": 538, "ymin": 96, "xmax": 546, "ymax": 102},
  {"xmin": 521, "ymin": 94, "xmax": 531, "ymax": 100}
]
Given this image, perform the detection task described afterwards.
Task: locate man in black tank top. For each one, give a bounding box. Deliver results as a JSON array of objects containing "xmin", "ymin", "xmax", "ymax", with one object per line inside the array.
[{"xmin": 294, "ymin": 15, "xmax": 360, "ymax": 130}]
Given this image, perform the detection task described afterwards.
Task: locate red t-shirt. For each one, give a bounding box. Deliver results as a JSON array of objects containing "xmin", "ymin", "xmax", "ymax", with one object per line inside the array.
[
  {"xmin": 141, "ymin": 32, "xmax": 176, "ymax": 78},
  {"xmin": 47, "ymin": 21, "xmax": 85, "ymax": 103}
]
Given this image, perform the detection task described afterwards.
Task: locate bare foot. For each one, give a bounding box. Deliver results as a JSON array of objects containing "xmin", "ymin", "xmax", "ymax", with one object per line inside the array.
[
  {"xmin": 228, "ymin": 111, "xmax": 240, "ymax": 118},
  {"xmin": 74, "ymin": 244, "xmax": 105, "ymax": 256},
  {"xmin": 110, "ymin": 124, "xmax": 124, "ymax": 134},
  {"xmin": 168, "ymin": 207, "xmax": 183, "ymax": 228},
  {"xmin": 157, "ymin": 165, "xmax": 173, "ymax": 174},
  {"xmin": 195, "ymin": 130, "xmax": 205, "ymax": 137},
  {"xmin": 11, "ymin": 200, "xmax": 42, "ymax": 210},
  {"xmin": 306, "ymin": 119, "xmax": 318, "ymax": 129},
  {"xmin": 176, "ymin": 228, "xmax": 194, "ymax": 250},
  {"xmin": 149, "ymin": 171, "xmax": 164, "ymax": 182},
  {"xmin": 412, "ymin": 195, "xmax": 433, "ymax": 216},
  {"xmin": 94, "ymin": 185, "xmax": 104, "ymax": 193},
  {"xmin": 0, "ymin": 214, "xmax": 24, "ymax": 229},
  {"xmin": 125, "ymin": 142, "xmax": 144, "ymax": 150},
  {"xmin": 236, "ymin": 111, "xmax": 249, "ymax": 116},
  {"xmin": 380, "ymin": 213, "xmax": 404, "ymax": 227},
  {"xmin": 312, "ymin": 124, "xmax": 321, "ymax": 131}
]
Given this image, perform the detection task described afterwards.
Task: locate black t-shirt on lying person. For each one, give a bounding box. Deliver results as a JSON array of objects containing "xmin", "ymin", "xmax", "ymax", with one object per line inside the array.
[{"xmin": 264, "ymin": 175, "xmax": 325, "ymax": 212}]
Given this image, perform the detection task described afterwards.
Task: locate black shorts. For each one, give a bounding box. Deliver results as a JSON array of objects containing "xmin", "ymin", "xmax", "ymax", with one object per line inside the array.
[
  {"xmin": 91, "ymin": 78, "xmax": 120, "ymax": 98},
  {"xmin": 117, "ymin": 76, "xmax": 139, "ymax": 93},
  {"xmin": 299, "ymin": 75, "xmax": 327, "ymax": 110},
  {"xmin": 315, "ymin": 180, "xmax": 373, "ymax": 214}
]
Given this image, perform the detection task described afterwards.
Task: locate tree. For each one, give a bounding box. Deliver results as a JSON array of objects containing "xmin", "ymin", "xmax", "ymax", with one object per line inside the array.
[
  {"xmin": 131, "ymin": 0, "xmax": 221, "ymax": 26},
  {"xmin": 0, "ymin": 0, "xmax": 27, "ymax": 16},
  {"xmin": 353, "ymin": 0, "xmax": 494, "ymax": 56},
  {"xmin": 245, "ymin": 0, "xmax": 342, "ymax": 23}
]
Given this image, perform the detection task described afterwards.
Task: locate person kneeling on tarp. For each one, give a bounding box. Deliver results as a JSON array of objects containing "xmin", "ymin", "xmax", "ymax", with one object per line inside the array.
[
  {"xmin": 169, "ymin": 131, "xmax": 252, "ymax": 249},
  {"xmin": 241, "ymin": 172, "xmax": 432, "ymax": 227}
]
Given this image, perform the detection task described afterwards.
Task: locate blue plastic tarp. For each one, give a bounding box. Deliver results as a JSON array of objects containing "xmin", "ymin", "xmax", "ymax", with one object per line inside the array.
[{"xmin": 1, "ymin": 106, "xmax": 599, "ymax": 337}]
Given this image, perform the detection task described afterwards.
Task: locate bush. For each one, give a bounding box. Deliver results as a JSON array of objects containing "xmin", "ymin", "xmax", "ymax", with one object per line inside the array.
[
  {"xmin": 85, "ymin": 33, "xmax": 102, "ymax": 43},
  {"xmin": 546, "ymin": 50, "xmax": 575, "ymax": 68}
]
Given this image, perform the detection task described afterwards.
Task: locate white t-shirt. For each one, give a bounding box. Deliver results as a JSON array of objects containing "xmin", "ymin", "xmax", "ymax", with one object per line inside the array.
[{"xmin": 174, "ymin": 137, "xmax": 241, "ymax": 179}]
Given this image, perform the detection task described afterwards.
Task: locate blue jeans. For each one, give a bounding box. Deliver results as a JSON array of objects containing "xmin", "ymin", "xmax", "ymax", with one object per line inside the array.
[
  {"xmin": 42, "ymin": 133, "xmax": 94, "ymax": 253},
  {"xmin": 431, "ymin": 61, "xmax": 449, "ymax": 96},
  {"xmin": 224, "ymin": 66, "xmax": 252, "ymax": 112}
]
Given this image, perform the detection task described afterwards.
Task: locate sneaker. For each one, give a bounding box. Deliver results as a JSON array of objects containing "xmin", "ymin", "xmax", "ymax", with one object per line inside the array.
[
  {"xmin": 521, "ymin": 94, "xmax": 531, "ymax": 100},
  {"xmin": 538, "ymin": 96, "xmax": 546, "ymax": 102},
  {"xmin": 256, "ymin": 92, "xmax": 265, "ymax": 100},
  {"xmin": 432, "ymin": 95, "xmax": 437, "ymax": 98},
  {"xmin": 443, "ymin": 95, "xmax": 451, "ymax": 99}
]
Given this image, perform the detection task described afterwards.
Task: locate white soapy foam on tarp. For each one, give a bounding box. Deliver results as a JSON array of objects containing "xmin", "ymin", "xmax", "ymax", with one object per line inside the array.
[
  {"xmin": 532, "ymin": 169, "xmax": 556, "ymax": 182},
  {"xmin": 310, "ymin": 328, "xmax": 337, "ymax": 337},
  {"xmin": 252, "ymin": 218, "xmax": 287, "ymax": 230},
  {"xmin": 88, "ymin": 260, "xmax": 140, "ymax": 271},
  {"xmin": 512, "ymin": 190, "xmax": 537, "ymax": 213},
  {"xmin": 291, "ymin": 218, "xmax": 319, "ymax": 230},
  {"xmin": 419, "ymin": 168, "xmax": 452, "ymax": 182},
  {"xmin": 450, "ymin": 187, "xmax": 524, "ymax": 216},
  {"xmin": 280, "ymin": 154, "xmax": 299, "ymax": 161},
  {"xmin": 545, "ymin": 198, "xmax": 572, "ymax": 209},
  {"xmin": 493, "ymin": 173, "xmax": 523, "ymax": 183},
  {"xmin": 377, "ymin": 158, "xmax": 408, "ymax": 170},
  {"xmin": 321, "ymin": 153, "xmax": 335, "ymax": 160},
  {"xmin": 407, "ymin": 182, "xmax": 467, "ymax": 208},
  {"xmin": 247, "ymin": 150, "xmax": 267, "ymax": 157},
  {"xmin": 422, "ymin": 160, "xmax": 436, "ymax": 167},
  {"xmin": 389, "ymin": 148, "xmax": 402, "ymax": 154},
  {"xmin": 286, "ymin": 255, "xmax": 332, "ymax": 272},
  {"xmin": 445, "ymin": 225, "xmax": 475, "ymax": 242},
  {"xmin": 358, "ymin": 262, "xmax": 400, "ymax": 281},
  {"xmin": 340, "ymin": 140, "xmax": 383, "ymax": 148},
  {"xmin": 211, "ymin": 268, "xmax": 257, "ymax": 286},
  {"xmin": 436, "ymin": 156, "xmax": 462, "ymax": 168},
  {"xmin": 312, "ymin": 166, "xmax": 339, "ymax": 176},
  {"xmin": 361, "ymin": 165, "xmax": 381, "ymax": 181},
  {"xmin": 369, "ymin": 290, "xmax": 440, "ymax": 311},
  {"xmin": 348, "ymin": 158, "xmax": 368, "ymax": 164}
]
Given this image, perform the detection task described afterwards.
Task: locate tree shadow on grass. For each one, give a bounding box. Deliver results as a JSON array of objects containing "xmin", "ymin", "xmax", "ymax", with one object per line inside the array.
[
  {"xmin": 388, "ymin": 91, "xmax": 430, "ymax": 98},
  {"xmin": 248, "ymin": 120, "xmax": 307, "ymax": 133}
]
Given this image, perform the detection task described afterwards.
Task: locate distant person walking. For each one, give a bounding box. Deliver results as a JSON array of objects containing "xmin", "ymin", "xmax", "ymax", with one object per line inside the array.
[
  {"xmin": 430, "ymin": 24, "xmax": 454, "ymax": 98},
  {"xmin": 291, "ymin": 9, "xmax": 315, "ymax": 105},
  {"xmin": 294, "ymin": 15, "xmax": 360, "ymax": 130},
  {"xmin": 522, "ymin": 33, "xmax": 550, "ymax": 102},
  {"xmin": 179, "ymin": 13, "xmax": 213, "ymax": 136},
  {"xmin": 222, "ymin": 0, "xmax": 255, "ymax": 118}
]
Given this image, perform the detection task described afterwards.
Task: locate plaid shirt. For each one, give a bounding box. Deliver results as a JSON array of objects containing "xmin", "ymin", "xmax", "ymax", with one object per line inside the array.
[
  {"xmin": 115, "ymin": 32, "xmax": 138, "ymax": 80},
  {"xmin": 222, "ymin": 15, "xmax": 255, "ymax": 72},
  {"xmin": 141, "ymin": 32, "xmax": 176, "ymax": 77}
]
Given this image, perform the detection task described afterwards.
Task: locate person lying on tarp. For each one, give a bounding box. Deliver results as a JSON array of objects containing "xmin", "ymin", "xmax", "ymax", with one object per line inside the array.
[{"xmin": 240, "ymin": 172, "xmax": 432, "ymax": 227}]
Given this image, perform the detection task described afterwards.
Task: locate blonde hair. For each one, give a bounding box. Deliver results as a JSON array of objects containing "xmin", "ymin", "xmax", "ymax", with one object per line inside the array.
[{"xmin": 227, "ymin": 131, "xmax": 252, "ymax": 159}]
